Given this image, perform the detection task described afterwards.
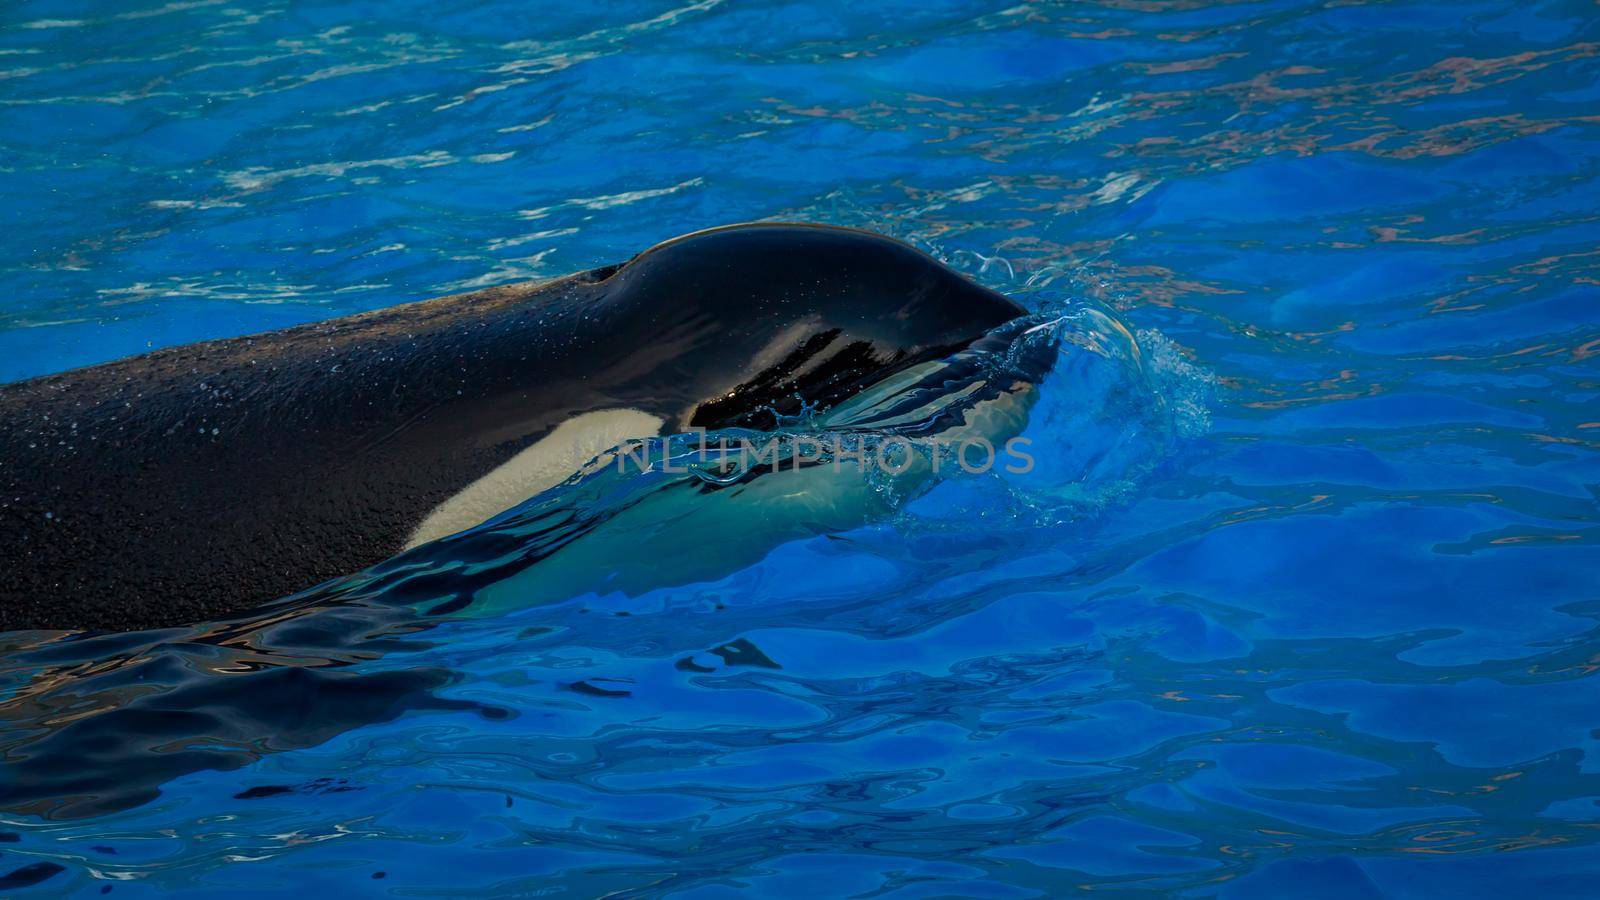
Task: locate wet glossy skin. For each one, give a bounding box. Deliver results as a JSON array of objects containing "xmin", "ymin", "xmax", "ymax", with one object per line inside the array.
[{"xmin": 0, "ymin": 223, "xmax": 1024, "ymax": 632}]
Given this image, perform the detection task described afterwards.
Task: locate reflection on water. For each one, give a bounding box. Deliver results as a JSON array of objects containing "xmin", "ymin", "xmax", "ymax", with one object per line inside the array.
[{"xmin": 2, "ymin": 0, "xmax": 1599, "ymax": 895}]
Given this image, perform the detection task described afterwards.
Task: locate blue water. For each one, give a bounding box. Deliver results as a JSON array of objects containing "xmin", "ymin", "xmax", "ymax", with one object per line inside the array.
[{"xmin": 2, "ymin": 0, "xmax": 1599, "ymax": 896}]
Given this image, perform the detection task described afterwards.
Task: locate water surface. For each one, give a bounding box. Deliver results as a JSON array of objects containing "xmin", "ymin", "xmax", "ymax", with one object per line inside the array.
[{"xmin": 1, "ymin": 0, "xmax": 1598, "ymax": 896}]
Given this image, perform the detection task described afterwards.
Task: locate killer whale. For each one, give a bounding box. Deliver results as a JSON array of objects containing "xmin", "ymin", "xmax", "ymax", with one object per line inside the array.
[{"xmin": 0, "ymin": 223, "xmax": 1026, "ymax": 632}]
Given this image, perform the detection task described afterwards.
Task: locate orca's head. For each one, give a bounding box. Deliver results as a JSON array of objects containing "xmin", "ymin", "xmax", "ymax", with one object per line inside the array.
[{"xmin": 593, "ymin": 223, "xmax": 1028, "ymax": 430}]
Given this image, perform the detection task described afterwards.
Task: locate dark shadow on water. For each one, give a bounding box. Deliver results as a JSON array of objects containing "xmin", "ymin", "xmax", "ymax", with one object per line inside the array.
[{"xmin": 0, "ymin": 597, "xmax": 500, "ymax": 819}]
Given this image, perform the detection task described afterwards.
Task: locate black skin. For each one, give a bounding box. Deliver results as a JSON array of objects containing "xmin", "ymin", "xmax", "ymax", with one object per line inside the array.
[{"xmin": 0, "ymin": 223, "xmax": 1025, "ymax": 633}]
